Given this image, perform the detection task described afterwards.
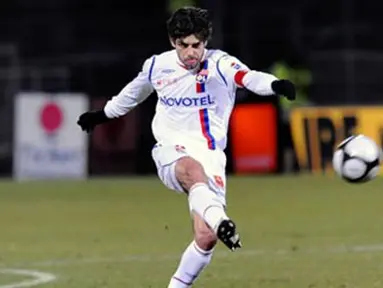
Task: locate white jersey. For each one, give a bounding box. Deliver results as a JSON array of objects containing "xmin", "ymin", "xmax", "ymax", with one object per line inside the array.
[{"xmin": 104, "ymin": 49, "xmax": 276, "ymax": 151}]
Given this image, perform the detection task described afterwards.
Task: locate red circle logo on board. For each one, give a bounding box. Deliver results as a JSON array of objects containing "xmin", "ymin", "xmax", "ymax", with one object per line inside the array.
[{"xmin": 40, "ymin": 102, "xmax": 63, "ymax": 134}]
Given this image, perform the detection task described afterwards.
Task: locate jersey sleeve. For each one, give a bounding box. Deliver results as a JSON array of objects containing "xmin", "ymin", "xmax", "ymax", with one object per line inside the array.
[
  {"xmin": 216, "ymin": 54, "xmax": 250, "ymax": 88},
  {"xmin": 217, "ymin": 54, "xmax": 278, "ymax": 95},
  {"xmin": 104, "ymin": 56, "xmax": 155, "ymax": 118}
]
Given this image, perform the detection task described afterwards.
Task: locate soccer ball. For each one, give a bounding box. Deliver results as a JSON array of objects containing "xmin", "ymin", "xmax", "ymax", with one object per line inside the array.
[{"xmin": 332, "ymin": 134, "xmax": 382, "ymax": 183}]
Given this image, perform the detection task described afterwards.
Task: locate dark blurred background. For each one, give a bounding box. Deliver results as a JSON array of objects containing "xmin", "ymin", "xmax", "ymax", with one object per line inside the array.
[{"xmin": 1, "ymin": 0, "xmax": 381, "ymax": 177}]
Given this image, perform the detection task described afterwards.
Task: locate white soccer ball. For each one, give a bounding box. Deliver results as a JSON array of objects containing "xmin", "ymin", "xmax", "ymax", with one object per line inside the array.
[{"xmin": 332, "ymin": 134, "xmax": 382, "ymax": 183}]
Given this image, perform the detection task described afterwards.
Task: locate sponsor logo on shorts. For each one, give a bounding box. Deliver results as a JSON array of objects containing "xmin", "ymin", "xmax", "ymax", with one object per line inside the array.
[
  {"xmin": 214, "ymin": 175, "xmax": 224, "ymax": 188},
  {"xmin": 175, "ymin": 145, "xmax": 186, "ymax": 153}
]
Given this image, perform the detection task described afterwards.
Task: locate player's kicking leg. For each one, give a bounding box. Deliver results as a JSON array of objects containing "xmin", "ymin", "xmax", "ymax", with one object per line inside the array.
[
  {"xmin": 175, "ymin": 156, "xmax": 241, "ymax": 251},
  {"xmin": 167, "ymin": 156, "xmax": 241, "ymax": 288}
]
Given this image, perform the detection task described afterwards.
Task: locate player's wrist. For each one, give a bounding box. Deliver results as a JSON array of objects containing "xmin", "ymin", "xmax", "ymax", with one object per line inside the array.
[
  {"xmin": 271, "ymin": 79, "xmax": 296, "ymax": 100},
  {"xmin": 90, "ymin": 109, "xmax": 113, "ymax": 125}
]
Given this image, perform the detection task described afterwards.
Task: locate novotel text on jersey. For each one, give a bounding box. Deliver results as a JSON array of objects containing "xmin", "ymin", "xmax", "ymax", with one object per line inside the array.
[{"xmin": 159, "ymin": 95, "xmax": 215, "ymax": 107}]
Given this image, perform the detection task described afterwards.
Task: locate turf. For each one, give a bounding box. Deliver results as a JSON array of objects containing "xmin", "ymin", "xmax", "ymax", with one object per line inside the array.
[{"xmin": 0, "ymin": 175, "xmax": 382, "ymax": 287}]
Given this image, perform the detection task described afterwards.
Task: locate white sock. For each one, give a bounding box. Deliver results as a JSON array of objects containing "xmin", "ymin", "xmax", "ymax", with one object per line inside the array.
[
  {"xmin": 168, "ymin": 241, "xmax": 213, "ymax": 288},
  {"xmin": 188, "ymin": 183, "xmax": 228, "ymax": 232}
]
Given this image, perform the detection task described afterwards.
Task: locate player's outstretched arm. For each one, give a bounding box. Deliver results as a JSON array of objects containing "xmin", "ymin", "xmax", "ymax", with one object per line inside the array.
[
  {"xmin": 77, "ymin": 57, "xmax": 155, "ymax": 133},
  {"xmin": 239, "ymin": 70, "xmax": 296, "ymax": 100},
  {"xmin": 218, "ymin": 55, "xmax": 296, "ymax": 101}
]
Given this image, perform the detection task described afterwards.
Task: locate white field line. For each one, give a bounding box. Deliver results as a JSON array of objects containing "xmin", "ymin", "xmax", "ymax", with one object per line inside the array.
[{"xmin": 0, "ymin": 269, "xmax": 56, "ymax": 288}]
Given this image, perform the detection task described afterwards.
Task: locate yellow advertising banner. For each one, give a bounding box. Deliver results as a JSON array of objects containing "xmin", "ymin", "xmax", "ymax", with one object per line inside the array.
[{"xmin": 290, "ymin": 106, "xmax": 383, "ymax": 174}]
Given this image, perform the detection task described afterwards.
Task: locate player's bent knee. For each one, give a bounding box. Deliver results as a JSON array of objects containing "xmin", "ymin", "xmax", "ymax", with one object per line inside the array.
[{"xmin": 175, "ymin": 157, "xmax": 208, "ymax": 191}]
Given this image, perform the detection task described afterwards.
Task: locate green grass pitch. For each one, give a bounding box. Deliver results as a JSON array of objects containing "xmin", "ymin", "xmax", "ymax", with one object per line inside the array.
[{"xmin": 0, "ymin": 175, "xmax": 383, "ymax": 287}]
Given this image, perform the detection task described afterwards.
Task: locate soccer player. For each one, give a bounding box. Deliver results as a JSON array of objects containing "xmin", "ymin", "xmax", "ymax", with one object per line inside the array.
[{"xmin": 77, "ymin": 6, "xmax": 295, "ymax": 287}]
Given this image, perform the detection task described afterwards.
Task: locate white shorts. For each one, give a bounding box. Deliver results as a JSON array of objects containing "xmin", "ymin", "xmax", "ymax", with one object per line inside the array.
[{"xmin": 151, "ymin": 143, "xmax": 227, "ymax": 207}]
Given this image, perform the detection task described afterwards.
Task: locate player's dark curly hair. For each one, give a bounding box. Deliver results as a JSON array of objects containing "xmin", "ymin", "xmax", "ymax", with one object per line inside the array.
[{"xmin": 166, "ymin": 7, "xmax": 213, "ymax": 42}]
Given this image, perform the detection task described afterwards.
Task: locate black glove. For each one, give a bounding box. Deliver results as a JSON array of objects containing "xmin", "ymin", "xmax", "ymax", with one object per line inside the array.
[
  {"xmin": 77, "ymin": 109, "xmax": 111, "ymax": 133},
  {"xmin": 271, "ymin": 79, "xmax": 296, "ymax": 101}
]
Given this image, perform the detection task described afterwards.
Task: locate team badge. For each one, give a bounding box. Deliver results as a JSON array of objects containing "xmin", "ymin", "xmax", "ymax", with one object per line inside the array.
[
  {"xmin": 196, "ymin": 69, "xmax": 208, "ymax": 83},
  {"xmin": 196, "ymin": 74, "xmax": 207, "ymax": 83}
]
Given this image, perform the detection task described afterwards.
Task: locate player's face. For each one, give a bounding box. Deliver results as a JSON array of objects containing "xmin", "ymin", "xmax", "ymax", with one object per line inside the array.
[{"xmin": 171, "ymin": 35, "xmax": 206, "ymax": 69}]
